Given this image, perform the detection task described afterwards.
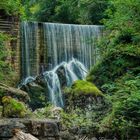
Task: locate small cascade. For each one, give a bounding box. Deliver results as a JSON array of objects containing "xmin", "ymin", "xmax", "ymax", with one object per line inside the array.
[{"xmin": 43, "ymin": 59, "xmax": 87, "ymax": 107}]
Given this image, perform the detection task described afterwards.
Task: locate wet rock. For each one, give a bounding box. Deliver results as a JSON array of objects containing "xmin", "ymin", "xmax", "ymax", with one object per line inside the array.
[
  {"xmin": 56, "ymin": 65, "xmax": 67, "ymax": 87},
  {"xmin": 21, "ymin": 82, "xmax": 47, "ymax": 110}
]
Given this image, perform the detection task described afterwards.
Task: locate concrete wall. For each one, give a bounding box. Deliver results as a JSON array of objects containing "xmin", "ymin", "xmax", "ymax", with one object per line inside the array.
[{"xmin": 0, "ymin": 10, "xmax": 20, "ymax": 78}]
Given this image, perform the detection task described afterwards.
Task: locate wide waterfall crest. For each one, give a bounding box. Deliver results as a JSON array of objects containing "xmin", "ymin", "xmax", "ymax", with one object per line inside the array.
[{"xmin": 43, "ymin": 23, "xmax": 102, "ymax": 70}]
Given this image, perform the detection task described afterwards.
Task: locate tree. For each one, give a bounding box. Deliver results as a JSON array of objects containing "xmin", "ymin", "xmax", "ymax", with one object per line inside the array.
[
  {"xmin": 22, "ymin": 0, "xmax": 108, "ymax": 25},
  {"xmin": 0, "ymin": 0, "xmax": 22, "ymax": 15}
]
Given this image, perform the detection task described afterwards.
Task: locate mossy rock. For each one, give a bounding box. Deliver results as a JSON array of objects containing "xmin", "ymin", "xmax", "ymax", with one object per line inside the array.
[
  {"xmin": 64, "ymin": 80, "xmax": 107, "ymax": 113},
  {"xmin": 0, "ymin": 83, "xmax": 30, "ymax": 104},
  {"xmin": 2, "ymin": 96, "xmax": 27, "ymax": 118},
  {"xmin": 67, "ymin": 80, "xmax": 103, "ymax": 97}
]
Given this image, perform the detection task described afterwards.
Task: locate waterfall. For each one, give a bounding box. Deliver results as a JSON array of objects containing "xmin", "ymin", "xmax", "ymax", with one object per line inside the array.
[{"xmin": 20, "ymin": 22, "xmax": 103, "ymax": 107}]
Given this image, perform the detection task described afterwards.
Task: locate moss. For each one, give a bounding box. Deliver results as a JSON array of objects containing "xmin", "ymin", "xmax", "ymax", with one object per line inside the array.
[
  {"xmin": 2, "ymin": 96, "xmax": 27, "ymax": 118},
  {"xmin": 67, "ymin": 80, "xmax": 103, "ymax": 97}
]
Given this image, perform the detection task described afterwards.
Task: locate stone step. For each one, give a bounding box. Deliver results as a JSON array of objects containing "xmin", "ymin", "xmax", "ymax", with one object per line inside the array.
[
  {"xmin": 0, "ymin": 24, "xmax": 12, "ymax": 28},
  {"xmin": 0, "ymin": 20, "xmax": 13, "ymax": 24},
  {"xmin": 0, "ymin": 119, "xmax": 60, "ymax": 140},
  {"xmin": 0, "ymin": 23, "xmax": 12, "ymax": 27}
]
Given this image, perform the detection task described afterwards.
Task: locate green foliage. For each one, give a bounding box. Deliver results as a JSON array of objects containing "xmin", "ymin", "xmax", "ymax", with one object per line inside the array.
[
  {"xmin": 87, "ymin": 45, "xmax": 140, "ymax": 87},
  {"xmin": 86, "ymin": 1, "xmax": 140, "ymax": 139},
  {"xmin": 97, "ymin": 68, "xmax": 140, "ymax": 139},
  {"xmin": 104, "ymin": 0, "xmax": 140, "ymax": 31},
  {"xmin": 0, "ymin": 33, "xmax": 17, "ymax": 86},
  {"xmin": 2, "ymin": 96, "xmax": 27, "ymax": 118},
  {"xmin": 60, "ymin": 108, "xmax": 94, "ymax": 131},
  {"xmin": 0, "ymin": 33, "xmax": 11, "ymax": 80},
  {"xmin": 98, "ymin": 0, "xmax": 140, "ymax": 56},
  {"xmin": 0, "ymin": 0, "xmax": 22, "ymax": 15},
  {"xmin": 78, "ymin": 0, "xmax": 108, "ymax": 24},
  {"xmin": 65, "ymin": 80, "xmax": 103, "ymax": 97},
  {"xmin": 22, "ymin": 0, "xmax": 108, "ymax": 24},
  {"xmin": 115, "ymin": 93, "xmax": 140, "ymax": 123},
  {"xmin": 0, "ymin": 33, "xmax": 9, "ymax": 61},
  {"xmin": 33, "ymin": 104, "xmax": 54, "ymax": 119},
  {"xmin": 99, "ymin": 92, "xmax": 140, "ymax": 139}
]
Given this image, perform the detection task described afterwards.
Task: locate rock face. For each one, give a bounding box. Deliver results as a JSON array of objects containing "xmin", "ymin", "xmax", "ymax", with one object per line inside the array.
[
  {"xmin": 21, "ymin": 77, "xmax": 48, "ymax": 110},
  {"xmin": 0, "ymin": 83, "xmax": 30, "ymax": 103},
  {"xmin": 0, "ymin": 119, "xmax": 60, "ymax": 140}
]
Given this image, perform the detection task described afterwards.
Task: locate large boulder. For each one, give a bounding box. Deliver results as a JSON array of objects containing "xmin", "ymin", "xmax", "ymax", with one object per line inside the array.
[{"xmin": 64, "ymin": 80, "xmax": 104, "ymax": 110}]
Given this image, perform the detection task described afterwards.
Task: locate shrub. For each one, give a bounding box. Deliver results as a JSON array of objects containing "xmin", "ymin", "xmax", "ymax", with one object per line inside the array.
[{"xmin": 2, "ymin": 96, "xmax": 27, "ymax": 118}]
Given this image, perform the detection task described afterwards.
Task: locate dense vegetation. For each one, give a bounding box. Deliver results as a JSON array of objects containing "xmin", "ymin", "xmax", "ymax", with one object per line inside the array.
[
  {"xmin": 0, "ymin": 0, "xmax": 22, "ymax": 15},
  {"xmin": 87, "ymin": 0, "xmax": 140, "ymax": 139},
  {"xmin": 0, "ymin": 33, "xmax": 17, "ymax": 85},
  {"xmin": 0, "ymin": 0, "xmax": 140, "ymax": 139},
  {"xmin": 22, "ymin": 0, "xmax": 108, "ymax": 24}
]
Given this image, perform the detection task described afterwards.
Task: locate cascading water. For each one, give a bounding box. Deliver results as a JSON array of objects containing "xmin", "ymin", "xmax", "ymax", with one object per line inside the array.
[
  {"xmin": 20, "ymin": 22, "xmax": 103, "ymax": 107},
  {"xmin": 43, "ymin": 58, "xmax": 87, "ymax": 107}
]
